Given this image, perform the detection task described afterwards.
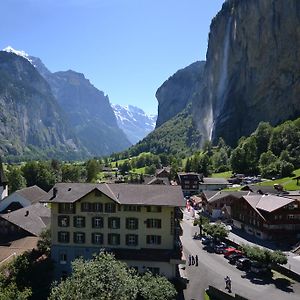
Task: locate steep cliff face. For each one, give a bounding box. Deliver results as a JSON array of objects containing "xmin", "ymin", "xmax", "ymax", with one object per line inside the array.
[
  {"xmin": 0, "ymin": 51, "xmax": 84, "ymax": 159},
  {"xmin": 193, "ymin": 0, "xmax": 300, "ymax": 146},
  {"xmin": 45, "ymin": 70, "xmax": 132, "ymax": 156},
  {"xmin": 156, "ymin": 61, "xmax": 205, "ymax": 127},
  {"xmin": 31, "ymin": 58, "xmax": 131, "ymax": 156}
]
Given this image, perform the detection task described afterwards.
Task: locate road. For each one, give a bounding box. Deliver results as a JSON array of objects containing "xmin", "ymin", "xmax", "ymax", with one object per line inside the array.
[{"xmin": 181, "ymin": 211, "xmax": 300, "ymax": 300}]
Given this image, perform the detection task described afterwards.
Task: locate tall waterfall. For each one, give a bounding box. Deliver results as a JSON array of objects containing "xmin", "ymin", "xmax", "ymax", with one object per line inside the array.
[{"xmin": 216, "ymin": 16, "xmax": 232, "ymax": 117}]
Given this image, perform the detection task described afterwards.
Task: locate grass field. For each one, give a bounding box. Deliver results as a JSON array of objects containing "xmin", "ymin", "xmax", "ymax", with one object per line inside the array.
[{"xmin": 256, "ymin": 168, "xmax": 300, "ymax": 191}]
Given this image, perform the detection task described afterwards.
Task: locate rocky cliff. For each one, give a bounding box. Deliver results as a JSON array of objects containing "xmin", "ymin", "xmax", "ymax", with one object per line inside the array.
[
  {"xmin": 0, "ymin": 51, "xmax": 84, "ymax": 159},
  {"xmin": 193, "ymin": 0, "xmax": 300, "ymax": 146},
  {"xmin": 43, "ymin": 70, "xmax": 131, "ymax": 156},
  {"xmin": 27, "ymin": 53, "xmax": 131, "ymax": 156},
  {"xmin": 156, "ymin": 61, "xmax": 205, "ymax": 127}
]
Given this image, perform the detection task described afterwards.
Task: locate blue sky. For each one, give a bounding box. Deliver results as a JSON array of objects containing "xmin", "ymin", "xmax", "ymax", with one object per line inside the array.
[{"xmin": 1, "ymin": 0, "xmax": 224, "ymax": 114}]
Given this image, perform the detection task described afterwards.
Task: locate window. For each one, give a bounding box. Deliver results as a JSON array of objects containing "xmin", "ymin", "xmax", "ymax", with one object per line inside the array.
[
  {"xmin": 108, "ymin": 217, "xmax": 120, "ymax": 229},
  {"xmin": 92, "ymin": 217, "xmax": 103, "ymax": 228},
  {"xmin": 58, "ymin": 231, "xmax": 70, "ymax": 243},
  {"xmin": 126, "ymin": 234, "xmax": 138, "ymax": 246},
  {"xmin": 126, "ymin": 218, "xmax": 138, "ymax": 230},
  {"xmin": 105, "ymin": 203, "xmax": 116, "ymax": 213},
  {"xmin": 108, "ymin": 233, "xmax": 120, "ymax": 245},
  {"xmin": 146, "ymin": 235, "xmax": 161, "ymax": 245},
  {"xmin": 146, "ymin": 206, "xmax": 162, "ymax": 213},
  {"xmin": 92, "ymin": 233, "xmax": 103, "ymax": 245},
  {"xmin": 93, "ymin": 203, "xmax": 103, "ymax": 212},
  {"xmin": 81, "ymin": 202, "xmax": 91, "ymax": 212},
  {"xmin": 58, "ymin": 203, "xmax": 75, "ymax": 214},
  {"xmin": 73, "ymin": 216, "xmax": 85, "ymax": 228},
  {"xmin": 59, "ymin": 253, "xmax": 67, "ymax": 264},
  {"xmin": 146, "ymin": 219, "xmax": 161, "ymax": 228},
  {"xmin": 58, "ymin": 215, "xmax": 69, "ymax": 227},
  {"xmin": 124, "ymin": 205, "xmax": 141, "ymax": 212},
  {"xmin": 74, "ymin": 232, "xmax": 85, "ymax": 244}
]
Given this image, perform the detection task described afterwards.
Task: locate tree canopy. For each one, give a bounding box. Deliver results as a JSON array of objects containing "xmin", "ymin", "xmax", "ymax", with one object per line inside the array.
[{"xmin": 49, "ymin": 252, "xmax": 177, "ymax": 300}]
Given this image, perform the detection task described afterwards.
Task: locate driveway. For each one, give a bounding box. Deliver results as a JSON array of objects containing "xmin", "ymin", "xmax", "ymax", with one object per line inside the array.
[{"xmin": 181, "ymin": 211, "xmax": 300, "ymax": 300}]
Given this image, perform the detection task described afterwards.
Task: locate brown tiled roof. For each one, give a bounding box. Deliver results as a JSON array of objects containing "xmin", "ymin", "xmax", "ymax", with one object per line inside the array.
[
  {"xmin": 16, "ymin": 185, "xmax": 47, "ymax": 204},
  {"xmin": 0, "ymin": 203, "xmax": 50, "ymax": 236},
  {"xmin": 41, "ymin": 183, "xmax": 184, "ymax": 207}
]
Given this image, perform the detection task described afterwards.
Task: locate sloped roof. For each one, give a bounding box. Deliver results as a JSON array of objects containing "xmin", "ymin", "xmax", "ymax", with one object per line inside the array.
[
  {"xmin": 0, "ymin": 203, "xmax": 50, "ymax": 236},
  {"xmin": 256, "ymin": 194, "xmax": 295, "ymax": 212},
  {"xmin": 243, "ymin": 194, "xmax": 295, "ymax": 215},
  {"xmin": 203, "ymin": 191, "xmax": 251, "ymax": 203},
  {"xmin": 201, "ymin": 177, "xmax": 229, "ymax": 185},
  {"xmin": 147, "ymin": 177, "xmax": 170, "ymax": 185},
  {"xmin": 15, "ymin": 185, "xmax": 47, "ymax": 204},
  {"xmin": 41, "ymin": 183, "xmax": 184, "ymax": 207}
]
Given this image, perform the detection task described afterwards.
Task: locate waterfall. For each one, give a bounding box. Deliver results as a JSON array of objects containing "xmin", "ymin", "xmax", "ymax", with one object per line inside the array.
[{"xmin": 216, "ymin": 16, "xmax": 232, "ymax": 117}]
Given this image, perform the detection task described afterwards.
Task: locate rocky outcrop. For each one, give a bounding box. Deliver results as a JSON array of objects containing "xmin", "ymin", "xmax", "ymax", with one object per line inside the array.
[
  {"xmin": 156, "ymin": 61, "xmax": 205, "ymax": 128},
  {"xmin": 0, "ymin": 51, "xmax": 84, "ymax": 159},
  {"xmin": 193, "ymin": 0, "xmax": 300, "ymax": 146}
]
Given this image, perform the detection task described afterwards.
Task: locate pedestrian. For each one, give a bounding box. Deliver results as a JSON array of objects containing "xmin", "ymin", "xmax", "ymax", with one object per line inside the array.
[
  {"xmin": 224, "ymin": 276, "xmax": 231, "ymax": 292},
  {"xmin": 195, "ymin": 255, "xmax": 198, "ymax": 266},
  {"xmin": 188, "ymin": 254, "xmax": 191, "ymax": 266},
  {"xmin": 191, "ymin": 255, "xmax": 195, "ymax": 265}
]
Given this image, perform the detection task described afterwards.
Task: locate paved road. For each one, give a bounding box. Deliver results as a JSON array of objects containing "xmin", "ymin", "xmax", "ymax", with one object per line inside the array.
[{"xmin": 182, "ymin": 211, "xmax": 300, "ymax": 300}]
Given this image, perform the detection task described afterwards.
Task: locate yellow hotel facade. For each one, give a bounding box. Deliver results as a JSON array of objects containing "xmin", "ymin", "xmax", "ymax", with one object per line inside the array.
[{"xmin": 42, "ymin": 183, "xmax": 185, "ymax": 279}]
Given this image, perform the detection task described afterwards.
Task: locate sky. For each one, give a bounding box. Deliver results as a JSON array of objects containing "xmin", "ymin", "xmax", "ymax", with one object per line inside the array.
[{"xmin": 1, "ymin": 0, "xmax": 224, "ymax": 115}]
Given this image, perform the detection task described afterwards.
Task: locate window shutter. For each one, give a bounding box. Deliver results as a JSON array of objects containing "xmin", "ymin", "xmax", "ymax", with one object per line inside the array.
[
  {"xmin": 73, "ymin": 216, "xmax": 77, "ymax": 227},
  {"xmin": 126, "ymin": 235, "xmax": 129, "ymax": 245}
]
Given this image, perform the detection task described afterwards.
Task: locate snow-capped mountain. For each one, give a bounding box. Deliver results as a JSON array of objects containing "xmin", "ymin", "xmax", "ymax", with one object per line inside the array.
[{"xmin": 112, "ymin": 104, "xmax": 157, "ymax": 144}]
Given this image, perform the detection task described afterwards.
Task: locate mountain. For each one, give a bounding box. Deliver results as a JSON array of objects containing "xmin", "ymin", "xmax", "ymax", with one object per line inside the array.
[
  {"xmin": 150, "ymin": 0, "xmax": 300, "ymax": 153},
  {"xmin": 128, "ymin": 105, "xmax": 201, "ymax": 157},
  {"xmin": 4, "ymin": 46, "xmax": 132, "ymax": 157},
  {"xmin": 112, "ymin": 104, "xmax": 157, "ymax": 144},
  {"xmin": 156, "ymin": 61, "xmax": 205, "ymax": 128},
  {"xmin": 0, "ymin": 51, "xmax": 85, "ymax": 160},
  {"xmin": 192, "ymin": 0, "xmax": 300, "ymax": 147}
]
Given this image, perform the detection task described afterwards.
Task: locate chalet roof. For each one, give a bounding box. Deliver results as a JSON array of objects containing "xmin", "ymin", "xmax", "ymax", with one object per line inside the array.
[
  {"xmin": 147, "ymin": 177, "xmax": 170, "ymax": 185},
  {"xmin": 243, "ymin": 194, "xmax": 295, "ymax": 214},
  {"xmin": 15, "ymin": 185, "xmax": 47, "ymax": 204},
  {"xmin": 41, "ymin": 183, "xmax": 185, "ymax": 207},
  {"xmin": 0, "ymin": 158, "xmax": 8, "ymax": 185},
  {"xmin": 0, "ymin": 203, "xmax": 50, "ymax": 236},
  {"xmin": 200, "ymin": 177, "xmax": 229, "ymax": 185},
  {"xmin": 202, "ymin": 190, "xmax": 250, "ymax": 203},
  {"xmin": 156, "ymin": 167, "xmax": 170, "ymax": 176},
  {"xmin": 241, "ymin": 185, "xmax": 280, "ymax": 195}
]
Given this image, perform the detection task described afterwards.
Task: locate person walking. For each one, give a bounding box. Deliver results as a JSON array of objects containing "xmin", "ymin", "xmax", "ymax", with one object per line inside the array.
[
  {"xmin": 188, "ymin": 254, "xmax": 191, "ymax": 266},
  {"xmin": 195, "ymin": 255, "xmax": 198, "ymax": 266},
  {"xmin": 191, "ymin": 255, "xmax": 195, "ymax": 265}
]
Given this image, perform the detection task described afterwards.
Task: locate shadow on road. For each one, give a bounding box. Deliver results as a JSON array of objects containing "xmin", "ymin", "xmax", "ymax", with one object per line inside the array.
[{"xmin": 241, "ymin": 271, "xmax": 295, "ymax": 294}]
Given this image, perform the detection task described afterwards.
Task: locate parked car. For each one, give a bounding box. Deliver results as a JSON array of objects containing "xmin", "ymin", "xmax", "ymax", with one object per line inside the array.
[
  {"xmin": 224, "ymin": 248, "xmax": 242, "ymax": 258},
  {"xmin": 228, "ymin": 253, "xmax": 244, "ymax": 264},
  {"xmin": 250, "ymin": 261, "xmax": 269, "ymax": 274},
  {"xmin": 201, "ymin": 236, "xmax": 213, "ymax": 245},
  {"xmin": 215, "ymin": 244, "xmax": 227, "ymax": 254},
  {"xmin": 236, "ymin": 257, "xmax": 251, "ymax": 270}
]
